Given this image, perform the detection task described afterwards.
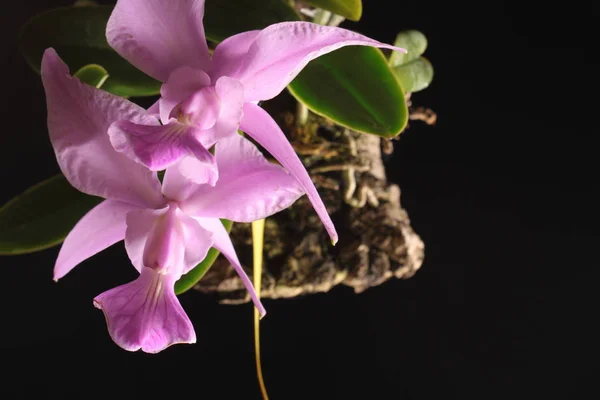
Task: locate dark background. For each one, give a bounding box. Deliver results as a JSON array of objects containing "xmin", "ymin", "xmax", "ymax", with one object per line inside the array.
[{"xmin": 1, "ymin": 1, "xmax": 597, "ymax": 398}]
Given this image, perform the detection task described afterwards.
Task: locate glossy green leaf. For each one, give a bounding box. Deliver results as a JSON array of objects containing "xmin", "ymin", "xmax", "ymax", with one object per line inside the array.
[
  {"xmin": 73, "ymin": 64, "xmax": 109, "ymax": 88},
  {"xmin": 389, "ymin": 30, "xmax": 428, "ymax": 67},
  {"xmin": 204, "ymin": 0, "xmax": 300, "ymax": 43},
  {"xmin": 20, "ymin": 1, "xmax": 300, "ymax": 95},
  {"xmin": 304, "ymin": 0, "xmax": 362, "ymax": 21},
  {"xmin": 393, "ymin": 57, "xmax": 434, "ymax": 93},
  {"xmin": 0, "ymin": 175, "xmax": 101, "ymax": 255},
  {"xmin": 19, "ymin": 5, "xmax": 161, "ymax": 97},
  {"xmin": 288, "ymin": 46, "xmax": 408, "ymax": 137},
  {"xmin": 174, "ymin": 219, "xmax": 233, "ymax": 295}
]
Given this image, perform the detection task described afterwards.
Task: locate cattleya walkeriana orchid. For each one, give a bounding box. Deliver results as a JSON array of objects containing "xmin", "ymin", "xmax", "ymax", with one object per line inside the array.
[
  {"xmin": 105, "ymin": 0, "xmax": 407, "ymax": 245},
  {"xmin": 42, "ymin": 49, "xmax": 304, "ymax": 353}
]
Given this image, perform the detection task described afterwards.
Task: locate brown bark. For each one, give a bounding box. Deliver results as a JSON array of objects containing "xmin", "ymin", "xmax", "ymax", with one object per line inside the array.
[{"xmin": 194, "ymin": 96, "xmax": 431, "ymax": 303}]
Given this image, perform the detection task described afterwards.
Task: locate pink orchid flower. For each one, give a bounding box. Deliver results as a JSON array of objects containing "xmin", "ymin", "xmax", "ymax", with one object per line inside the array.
[
  {"xmin": 105, "ymin": 0, "xmax": 407, "ymax": 245},
  {"xmin": 42, "ymin": 49, "xmax": 304, "ymax": 353}
]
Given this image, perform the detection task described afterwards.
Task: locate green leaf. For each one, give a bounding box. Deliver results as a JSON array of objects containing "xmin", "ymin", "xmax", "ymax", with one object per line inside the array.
[
  {"xmin": 74, "ymin": 64, "xmax": 109, "ymax": 88},
  {"xmin": 20, "ymin": 1, "xmax": 300, "ymax": 95},
  {"xmin": 304, "ymin": 0, "xmax": 363, "ymax": 21},
  {"xmin": 174, "ymin": 219, "xmax": 233, "ymax": 295},
  {"xmin": 19, "ymin": 5, "xmax": 161, "ymax": 97},
  {"xmin": 392, "ymin": 57, "xmax": 434, "ymax": 93},
  {"xmin": 288, "ymin": 46, "xmax": 408, "ymax": 137},
  {"xmin": 389, "ymin": 30, "xmax": 428, "ymax": 67},
  {"xmin": 204, "ymin": 0, "xmax": 300, "ymax": 43},
  {"xmin": 0, "ymin": 175, "xmax": 101, "ymax": 255}
]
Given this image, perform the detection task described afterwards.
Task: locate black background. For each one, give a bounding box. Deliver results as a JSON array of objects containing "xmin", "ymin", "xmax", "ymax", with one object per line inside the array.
[{"xmin": 0, "ymin": 1, "xmax": 597, "ymax": 398}]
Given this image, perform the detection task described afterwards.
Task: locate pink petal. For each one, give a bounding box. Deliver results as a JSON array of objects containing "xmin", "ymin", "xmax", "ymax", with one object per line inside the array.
[
  {"xmin": 109, "ymin": 120, "xmax": 217, "ymax": 176},
  {"xmin": 147, "ymin": 99, "xmax": 160, "ymax": 118},
  {"xmin": 199, "ymin": 76, "xmax": 245, "ymax": 146},
  {"xmin": 41, "ymin": 48, "xmax": 164, "ymax": 209},
  {"xmin": 107, "ymin": 0, "xmax": 211, "ymax": 82},
  {"xmin": 123, "ymin": 208, "xmax": 164, "ymax": 273},
  {"xmin": 142, "ymin": 205, "xmax": 186, "ymax": 275},
  {"xmin": 180, "ymin": 133, "xmax": 304, "ymax": 222},
  {"xmin": 196, "ymin": 217, "xmax": 266, "ymax": 318},
  {"xmin": 124, "ymin": 205, "xmax": 213, "ymax": 275},
  {"xmin": 54, "ymin": 200, "xmax": 138, "ymax": 281},
  {"xmin": 161, "ymin": 168, "xmax": 191, "ymax": 203},
  {"xmin": 210, "ymin": 22, "xmax": 406, "ymax": 101},
  {"xmin": 240, "ymin": 103, "xmax": 338, "ymax": 244},
  {"xmin": 166, "ymin": 77, "xmax": 244, "ymax": 149},
  {"xmin": 94, "ymin": 267, "xmax": 196, "ymax": 353},
  {"xmin": 179, "ymin": 211, "xmax": 214, "ymax": 274},
  {"xmin": 175, "ymin": 155, "xmax": 219, "ymax": 187},
  {"xmin": 171, "ymin": 86, "xmax": 221, "ymax": 130},
  {"xmin": 209, "ymin": 30, "xmax": 260, "ymax": 82},
  {"xmin": 159, "ymin": 67, "xmax": 211, "ymax": 124},
  {"xmin": 109, "ymin": 121, "xmax": 188, "ymax": 170},
  {"xmin": 161, "ymin": 157, "xmax": 213, "ymax": 203}
]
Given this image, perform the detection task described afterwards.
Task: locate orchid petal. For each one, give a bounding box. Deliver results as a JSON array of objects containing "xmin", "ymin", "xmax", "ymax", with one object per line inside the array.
[
  {"xmin": 124, "ymin": 206, "xmax": 213, "ymax": 275},
  {"xmin": 41, "ymin": 48, "xmax": 164, "ymax": 209},
  {"xmin": 107, "ymin": 0, "xmax": 210, "ymax": 82},
  {"xmin": 168, "ymin": 77, "xmax": 244, "ymax": 149},
  {"xmin": 54, "ymin": 199, "xmax": 137, "ymax": 281},
  {"xmin": 201, "ymin": 76, "xmax": 245, "ymax": 145},
  {"xmin": 160, "ymin": 67, "xmax": 211, "ymax": 124},
  {"xmin": 123, "ymin": 208, "xmax": 164, "ymax": 273},
  {"xmin": 175, "ymin": 155, "xmax": 219, "ymax": 187},
  {"xmin": 196, "ymin": 217, "xmax": 266, "ymax": 318},
  {"xmin": 240, "ymin": 103, "xmax": 338, "ymax": 243},
  {"xmin": 94, "ymin": 267, "xmax": 196, "ymax": 354},
  {"xmin": 209, "ymin": 30, "xmax": 260, "ymax": 83},
  {"xmin": 180, "ymin": 134, "xmax": 304, "ymax": 222},
  {"xmin": 172, "ymin": 87, "xmax": 221, "ymax": 130},
  {"xmin": 109, "ymin": 120, "xmax": 217, "ymax": 180},
  {"xmin": 210, "ymin": 22, "xmax": 406, "ymax": 101},
  {"xmin": 162, "ymin": 159, "xmax": 202, "ymax": 203},
  {"xmin": 147, "ymin": 100, "xmax": 160, "ymax": 118},
  {"xmin": 178, "ymin": 211, "xmax": 214, "ymax": 274}
]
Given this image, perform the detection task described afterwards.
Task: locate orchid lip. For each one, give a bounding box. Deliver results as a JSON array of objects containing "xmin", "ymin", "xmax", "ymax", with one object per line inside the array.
[
  {"xmin": 174, "ymin": 112, "xmax": 193, "ymax": 126},
  {"xmin": 169, "ymin": 87, "xmax": 222, "ymax": 130},
  {"xmin": 93, "ymin": 267, "xmax": 196, "ymax": 353}
]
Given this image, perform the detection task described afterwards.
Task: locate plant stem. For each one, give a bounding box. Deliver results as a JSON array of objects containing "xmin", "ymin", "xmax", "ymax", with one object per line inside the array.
[
  {"xmin": 313, "ymin": 9, "xmax": 332, "ymax": 25},
  {"xmin": 293, "ymin": 7, "xmax": 341, "ymax": 129},
  {"xmin": 328, "ymin": 14, "xmax": 346, "ymax": 27},
  {"xmin": 296, "ymin": 102, "xmax": 309, "ymax": 126},
  {"xmin": 252, "ymin": 219, "xmax": 269, "ymax": 400}
]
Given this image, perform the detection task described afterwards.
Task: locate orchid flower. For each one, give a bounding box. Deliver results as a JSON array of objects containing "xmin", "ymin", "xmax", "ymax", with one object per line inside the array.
[
  {"xmin": 42, "ymin": 49, "xmax": 304, "ymax": 353},
  {"xmin": 105, "ymin": 0, "xmax": 407, "ymax": 245}
]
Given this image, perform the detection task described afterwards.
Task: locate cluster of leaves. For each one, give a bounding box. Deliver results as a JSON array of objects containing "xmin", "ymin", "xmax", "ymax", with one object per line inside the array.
[{"xmin": 2, "ymin": 0, "xmax": 434, "ymax": 293}]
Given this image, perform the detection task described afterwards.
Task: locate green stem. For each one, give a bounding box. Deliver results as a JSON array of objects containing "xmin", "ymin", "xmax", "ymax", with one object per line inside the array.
[
  {"xmin": 313, "ymin": 9, "xmax": 332, "ymax": 25},
  {"xmin": 296, "ymin": 102, "xmax": 309, "ymax": 126},
  {"xmin": 328, "ymin": 14, "xmax": 345, "ymax": 27}
]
